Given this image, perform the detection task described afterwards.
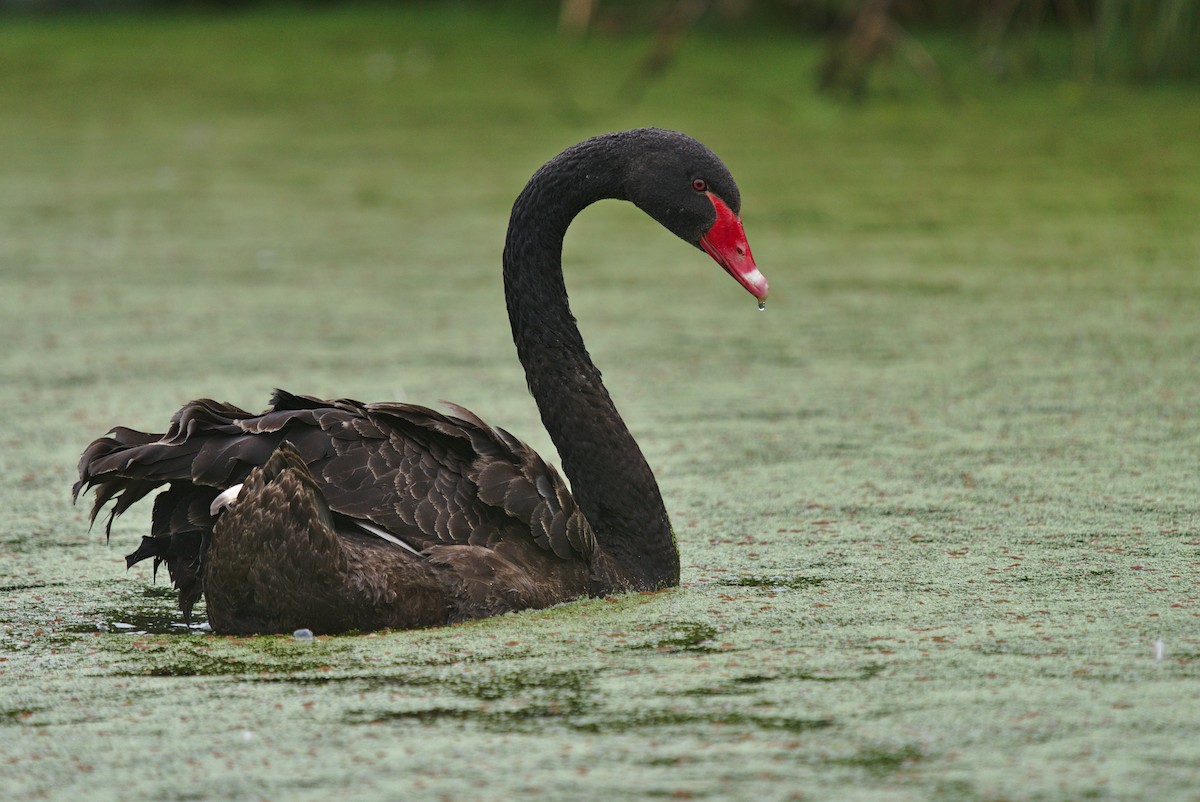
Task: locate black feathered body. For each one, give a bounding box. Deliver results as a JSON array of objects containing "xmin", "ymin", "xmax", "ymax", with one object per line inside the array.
[
  {"xmin": 74, "ymin": 128, "xmax": 747, "ymax": 634},
  {"xmin": 75, "ymin": 390, "xmax": 630, "ymax": 634}
]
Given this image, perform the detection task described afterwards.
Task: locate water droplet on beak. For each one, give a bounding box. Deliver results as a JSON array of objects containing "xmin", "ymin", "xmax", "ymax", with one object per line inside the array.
[{"xmin": 757, "ymin": 300, "xmax": 766, "ymax": 312}]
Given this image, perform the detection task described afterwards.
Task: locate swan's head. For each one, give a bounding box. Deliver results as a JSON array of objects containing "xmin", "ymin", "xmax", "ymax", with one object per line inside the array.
[{"xmin": 623, "ymin": 129, "xmax": 769, "ymax": 304}]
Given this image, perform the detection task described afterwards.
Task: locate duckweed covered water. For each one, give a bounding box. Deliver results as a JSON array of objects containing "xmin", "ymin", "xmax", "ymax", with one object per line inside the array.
[{"xmin": 1, "ymin": 6, "xmax": 1199, "ymax": 801}]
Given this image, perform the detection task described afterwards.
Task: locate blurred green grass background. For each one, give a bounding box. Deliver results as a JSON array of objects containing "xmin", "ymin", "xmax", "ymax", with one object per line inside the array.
[{"xmin": 1, "ymin": 4, "xmax": 1198, "ymax": 801}]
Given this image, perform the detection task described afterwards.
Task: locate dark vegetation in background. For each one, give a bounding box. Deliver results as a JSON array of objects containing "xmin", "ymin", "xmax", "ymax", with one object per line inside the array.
[
  {"xmin": 2, "ymin": 0, "xmax": 1197, "ymax": 91},
  {"xmin": 575, "ymin": 0, "xmax": 1200, "ymax": 92}
]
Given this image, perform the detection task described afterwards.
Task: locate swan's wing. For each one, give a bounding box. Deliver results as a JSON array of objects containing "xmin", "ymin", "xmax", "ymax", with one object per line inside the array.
[
  {"xmin": 75, "ymin": 390, "xmax": 597, "ymax": 564},
  {"xmin": 388, "ymin": 400, "xmax": 597, "ymax": 560},
  {"xmin": 309, "ymin": 398, "xmax": 596, "ymax": 561}
]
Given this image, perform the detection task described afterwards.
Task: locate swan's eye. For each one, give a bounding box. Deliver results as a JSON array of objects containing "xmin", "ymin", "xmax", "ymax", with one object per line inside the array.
[{"xmin": 692, "ymin": 178, "xmax": 707, "ymax": 192}]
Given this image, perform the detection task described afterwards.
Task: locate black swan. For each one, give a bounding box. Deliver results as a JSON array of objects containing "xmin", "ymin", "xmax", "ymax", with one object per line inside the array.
[{"xmin": 74, "ymin": 128, "xmax": 769, "ymax": 635}]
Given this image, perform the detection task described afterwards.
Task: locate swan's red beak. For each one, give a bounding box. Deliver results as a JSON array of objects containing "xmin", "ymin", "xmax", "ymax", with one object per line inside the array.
[{"xmin": 699, "ymin": 193, "xmax": 769, "ymax": 304}]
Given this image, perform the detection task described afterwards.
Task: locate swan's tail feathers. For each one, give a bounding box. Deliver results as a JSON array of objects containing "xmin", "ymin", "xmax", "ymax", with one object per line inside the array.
[
  {"xmin": 73, "ymin": 398, "xmax": 272, "ymax": 533},
  {"xmin": 74, "ymin": 426, "xmax": 170, "ymax": 538},
  {"xmin": 73, "ymin": 400, "xmax": 264, "ymax": 620},
  {"xmin": 89, "ymin": 475, "xmax": 218, "ymax": 622},
  {"xmin": 125, "ymin": 528, "xmax": 207, "ymax": 623}
]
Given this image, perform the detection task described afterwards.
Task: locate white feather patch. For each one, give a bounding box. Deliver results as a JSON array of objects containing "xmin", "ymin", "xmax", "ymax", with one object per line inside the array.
[
  {"xmin": 355, "ymin": 520, "xmax": 423, "ymax": 556},
  {"xmin": 210, "ymin": 483, "xmax": 245, "ymax": 516}
]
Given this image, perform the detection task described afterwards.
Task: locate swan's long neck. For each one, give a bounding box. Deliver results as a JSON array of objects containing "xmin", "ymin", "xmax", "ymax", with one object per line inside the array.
[{"xmin": 502, "ymin": 135, "xmax": 679, "ymax": 590}]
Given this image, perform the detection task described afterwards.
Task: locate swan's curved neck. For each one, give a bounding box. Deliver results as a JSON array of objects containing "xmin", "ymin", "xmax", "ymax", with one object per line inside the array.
[{"xmin": 502, "ymin": 135, "xmax": 679, "ymax": 590}]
